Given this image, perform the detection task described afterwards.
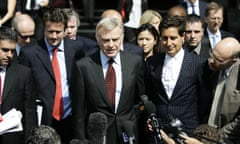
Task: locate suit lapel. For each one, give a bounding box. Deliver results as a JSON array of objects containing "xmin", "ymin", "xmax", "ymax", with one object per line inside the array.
[
  {"xmin": 1, "ymin": 64, "xmax": 16, "ymax": 103},
  {"xmin": 117, "ymin": 52, "xmax": 127, "ymax": 111},
  {"xmin": 63, "ymin": 39, "xmax": 74, "ymax": 81},
  {"xmin": 89, "ymin": 52, "xmax": 110, "ymax": 105},
  {"xmin": 171, "ymin": 51, "xmax": 189, "ymax": 100},
  {"xmin": 36, "ymin": 41, "xmax": 55, "ymax": 79},
  {"xmin": 156, "ymin": 54, "xmax": 169, "ymax": 101}
]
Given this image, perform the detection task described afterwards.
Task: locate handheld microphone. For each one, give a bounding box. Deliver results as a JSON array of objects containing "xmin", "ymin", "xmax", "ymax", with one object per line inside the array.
[
  {"xmin": 87, "ymin": 112, "xmax": 108, "ymax": 144},
  {"xmin": 144, "ymin": 101, "xmax": 162, "ymax": 141},
  {"xmin": 121, "ymin": 120, "xmax": 135, "ymax": 144}
]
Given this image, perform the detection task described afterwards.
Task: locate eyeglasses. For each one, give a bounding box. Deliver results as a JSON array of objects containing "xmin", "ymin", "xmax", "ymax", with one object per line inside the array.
[{"xmin": 15, "ymin": 30, "xmax": 35, "ymax": 40}]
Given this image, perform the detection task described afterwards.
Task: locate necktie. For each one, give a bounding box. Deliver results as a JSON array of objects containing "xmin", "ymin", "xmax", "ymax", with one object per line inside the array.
[
  {"xmin": 212, "ymin": 35, "xmax": 217, "ymax": 49},
  {"xmin": 105, "ymin": 59, "xmax": 116, "ymax": 110},
  {"xmin": 52, "ymin": 48, "xmax": 63, "ymax": 121},
  {"xmin": 121, "ymin": 0, "xmax": 126, "ymax": 20},
  {"xmin": 191, "ymin": 4, "xmax": 196, "ymax": 14}
]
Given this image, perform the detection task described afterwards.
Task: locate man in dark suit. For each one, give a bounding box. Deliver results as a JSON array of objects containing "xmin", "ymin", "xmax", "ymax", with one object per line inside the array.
[
  {"xmin": 71, "ymin": 17, "xmax": 145, "ymax": 144},
  {"xmin": 0, "ymin": 27, "xmax": 36, "ymax": 143},
  {"xmin": 20, "ymin": 9, "xmax": 85, "ymax": 143},
  {"xmin": 179, "ymin": 0, "xmax": 207, "ymax": 21},
  {"xmin": 184, "ymin": 14, "xmax": 211, "ymax": 59},
  {"xmin": 203, "ymin": 1, "xmax": 235, "ymax": 50},
  {"xmin": 145, "ymin": 16, "xmax": 205, "ymax": 141}
]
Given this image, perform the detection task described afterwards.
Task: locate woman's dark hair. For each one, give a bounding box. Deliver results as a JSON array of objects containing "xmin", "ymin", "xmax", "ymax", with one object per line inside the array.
[{"xmin": 136, "ymin": 23, "xmax": 160, "ymax": 54}]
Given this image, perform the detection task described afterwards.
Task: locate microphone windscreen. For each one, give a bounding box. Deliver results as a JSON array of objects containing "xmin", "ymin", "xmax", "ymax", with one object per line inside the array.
[
  {"xmin": 122, "ymin": 120, "xmax": 135, "ymax": 137},
  {"xmin": 140, "ymin": 95, "xmax": 149, "ymax": 103},
  {"xmin": 144, "ymin": 101, "xmax": 156, "ymax": 115},
  {"xmin": 88, "ymin": 112, "xmax": 108, "ymax": 144}
]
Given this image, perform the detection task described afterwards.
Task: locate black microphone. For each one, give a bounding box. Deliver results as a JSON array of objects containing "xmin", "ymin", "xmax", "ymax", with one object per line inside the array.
[
  {"xmin": 87, "ymin": 112, "xmax": 108, "ymax": 144},
  {"xmin": 121, "ymin": 120, "xmax": 135, "ymax": 144},
  {"xmin": 136, "ymin": 95, "xmax": 149, "ymax": 111},
  {"xmin": 69, "ymin": 139, "xmax": 89, "ymax": 144},
  {"xmin": 144, "ymin": 101, "xmax": 162, "ymax": 141}
]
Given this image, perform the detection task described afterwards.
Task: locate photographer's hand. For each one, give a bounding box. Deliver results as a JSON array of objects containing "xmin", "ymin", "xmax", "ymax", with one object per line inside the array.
[
  {"xmin": 180, "ymin": 134, "xmax": 203, "ymax": 144},
  {"xmin": 160, "ymin": 129, "xmax": 176, "ymax": 144},
  {"xmin": 146, "ymin": 118, "xmax": 153, "ymax": 132}
]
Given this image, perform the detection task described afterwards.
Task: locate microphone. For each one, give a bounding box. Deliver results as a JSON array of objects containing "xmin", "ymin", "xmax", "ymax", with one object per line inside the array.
[
  {"xmin": 69, "ymin": 139, "xmax": 89, "ymax": 144},
  {"xmin": 87, "ymin": 112, "xmax": 108, "ymax": 144},
  {"xmin": 135, "ymin": 95, "xmax": 149, "ymax": 111},
  {"xmin": 121, "ymin": 120, "xmax": 135, "ymax": 144},
  {"xmin": 144, "ymin": 101, "xmax": 162, "ymax": 141}
]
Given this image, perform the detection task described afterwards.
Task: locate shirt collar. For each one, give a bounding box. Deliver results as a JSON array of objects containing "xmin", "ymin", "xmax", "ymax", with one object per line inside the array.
[
  {"xmin": 186, "ymin": 0, "xmax": 199, "ymax": 7},
  {"xmin": 0, "ymin": 66, "xmax": 7, "ymax": 72},
  {"xmin": 166, "ymin": 48, "xmax": 184, "ymax": 60},
  {"xmin": 207, "ymin": 28, "xmax": 221, "ymax": 38},
  {"xmin": 44, "ymin": 38, "xmax": 64, "ymax": 53},
  {"xmin": 100, "ymin": 50, "xmax": 121, "ymax": 66}
]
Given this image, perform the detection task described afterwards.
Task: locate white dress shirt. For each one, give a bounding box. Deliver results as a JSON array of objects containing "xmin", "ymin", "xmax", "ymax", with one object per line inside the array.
[
  {"xmin": 186, "ymin": 0, "xmax": 200, "ymax": 16},
  {"xmin": 161, "ymin": 48, "xmax": 184, "ymax": 99}
]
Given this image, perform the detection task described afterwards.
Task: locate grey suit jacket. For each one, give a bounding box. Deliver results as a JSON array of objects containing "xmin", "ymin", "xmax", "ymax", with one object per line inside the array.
[
  {"xmin": 71, "ymin": 50, "xmax": 145, "ymax": 144},
  {"xmin": 219, "ymin": 62, "xmax": 240, "ymax": 127}
]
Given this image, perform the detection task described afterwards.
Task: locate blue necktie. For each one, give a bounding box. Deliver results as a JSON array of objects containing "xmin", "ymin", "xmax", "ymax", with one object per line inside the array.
[{"xmin": 191, "ymin": 4, "xmax": 196, "ymax": 14}]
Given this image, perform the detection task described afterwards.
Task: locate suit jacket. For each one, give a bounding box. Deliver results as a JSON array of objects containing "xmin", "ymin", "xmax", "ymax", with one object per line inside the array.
[
  {"xmin": 145, "ymin": 50, "xmax": 205, "ymax": 132},
  {"xmin": 179, "ymin": 0, "xmax": 207, "ymax": 21},
  {"xmin": 0, "ymin": 62, "xmax": 36, "ymax": 144},
  {"xmin": 71, "ymin": 50, "xmax": 145, "ymax": 144},
  {"xmin": 203, "ymin": 29, "xmax": 236, "ymax": 49},
  {"xmin": 19, "ymin": 38, "xmax": 85, "ymax": 125},
  {"xmin": 218, "ymin": 62, "xmax": 240, "ymax": 127},
  {"xmin": 220, "ymin": 108, "xmax": 240, "ymax": 144}
]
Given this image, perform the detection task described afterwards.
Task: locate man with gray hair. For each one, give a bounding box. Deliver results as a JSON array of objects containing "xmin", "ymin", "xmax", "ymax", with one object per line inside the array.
[{"xmin": 71, "ymin": 17, "xmax": 145, "ymax": 144}]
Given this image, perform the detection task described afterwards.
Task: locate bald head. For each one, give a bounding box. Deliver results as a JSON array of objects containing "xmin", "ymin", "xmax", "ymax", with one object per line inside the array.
[
  {"xmin": 215, "ymin": 38, "xmax": 240, "ymax": 59},
  {"xmin": 12, "ymin": 14, "xmax": 35, "ymax": 31},
  {"xmin": 209, "ymin": 37, "xmax": 240, "ymax": 71},
  {"xmin": 101, "ymin": 9, "xmax": 123, "ymax": 22},
  {"xmin": 12, "ymin": 14, "xmax": 35, "ymax": 47},
  {"xmin": 168, "ymin": 6, "xmax": 187, "ymax": 17}
]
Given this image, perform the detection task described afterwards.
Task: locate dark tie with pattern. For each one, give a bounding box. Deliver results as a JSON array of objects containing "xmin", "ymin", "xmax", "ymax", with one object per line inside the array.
[
  {"xmin": 52, "ymin": 48, "xmax": 63, "ymax": 121},
  {"xmin": 105, "ymin": 59, "xmax": 116, "ymax": 110}
]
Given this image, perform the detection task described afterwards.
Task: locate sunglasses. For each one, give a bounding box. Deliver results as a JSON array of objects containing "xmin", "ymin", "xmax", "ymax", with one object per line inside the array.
[{"xmin": 15, "ymin": 30, "xmax": 35, "ymax": 40}]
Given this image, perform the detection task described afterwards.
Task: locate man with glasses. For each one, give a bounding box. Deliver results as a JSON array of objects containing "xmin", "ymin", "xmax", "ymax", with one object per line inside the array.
[
  {"xmin": 206, "ymin": 37, "xmax": 240, "ymax": 129},
  {"xmin": 204, "ymin": 2, "xmax": 235, "ymax": 49},
  {"xmin": 11, "ymin": 14, "xmax": 35, "ymax": 56}
]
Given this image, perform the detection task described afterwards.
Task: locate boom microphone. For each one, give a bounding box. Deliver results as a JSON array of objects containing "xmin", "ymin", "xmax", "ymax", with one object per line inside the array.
[
  {"xmin": 144, "ymin": 101, "xmax": 162, "ymax": 141},
  {"xmin": 87, "ymin": 112, "xmax": 108, "ymax": 144},
  {"xmin": 121, "ymin": 120, "xmax": 135, "ymax": 144}
]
